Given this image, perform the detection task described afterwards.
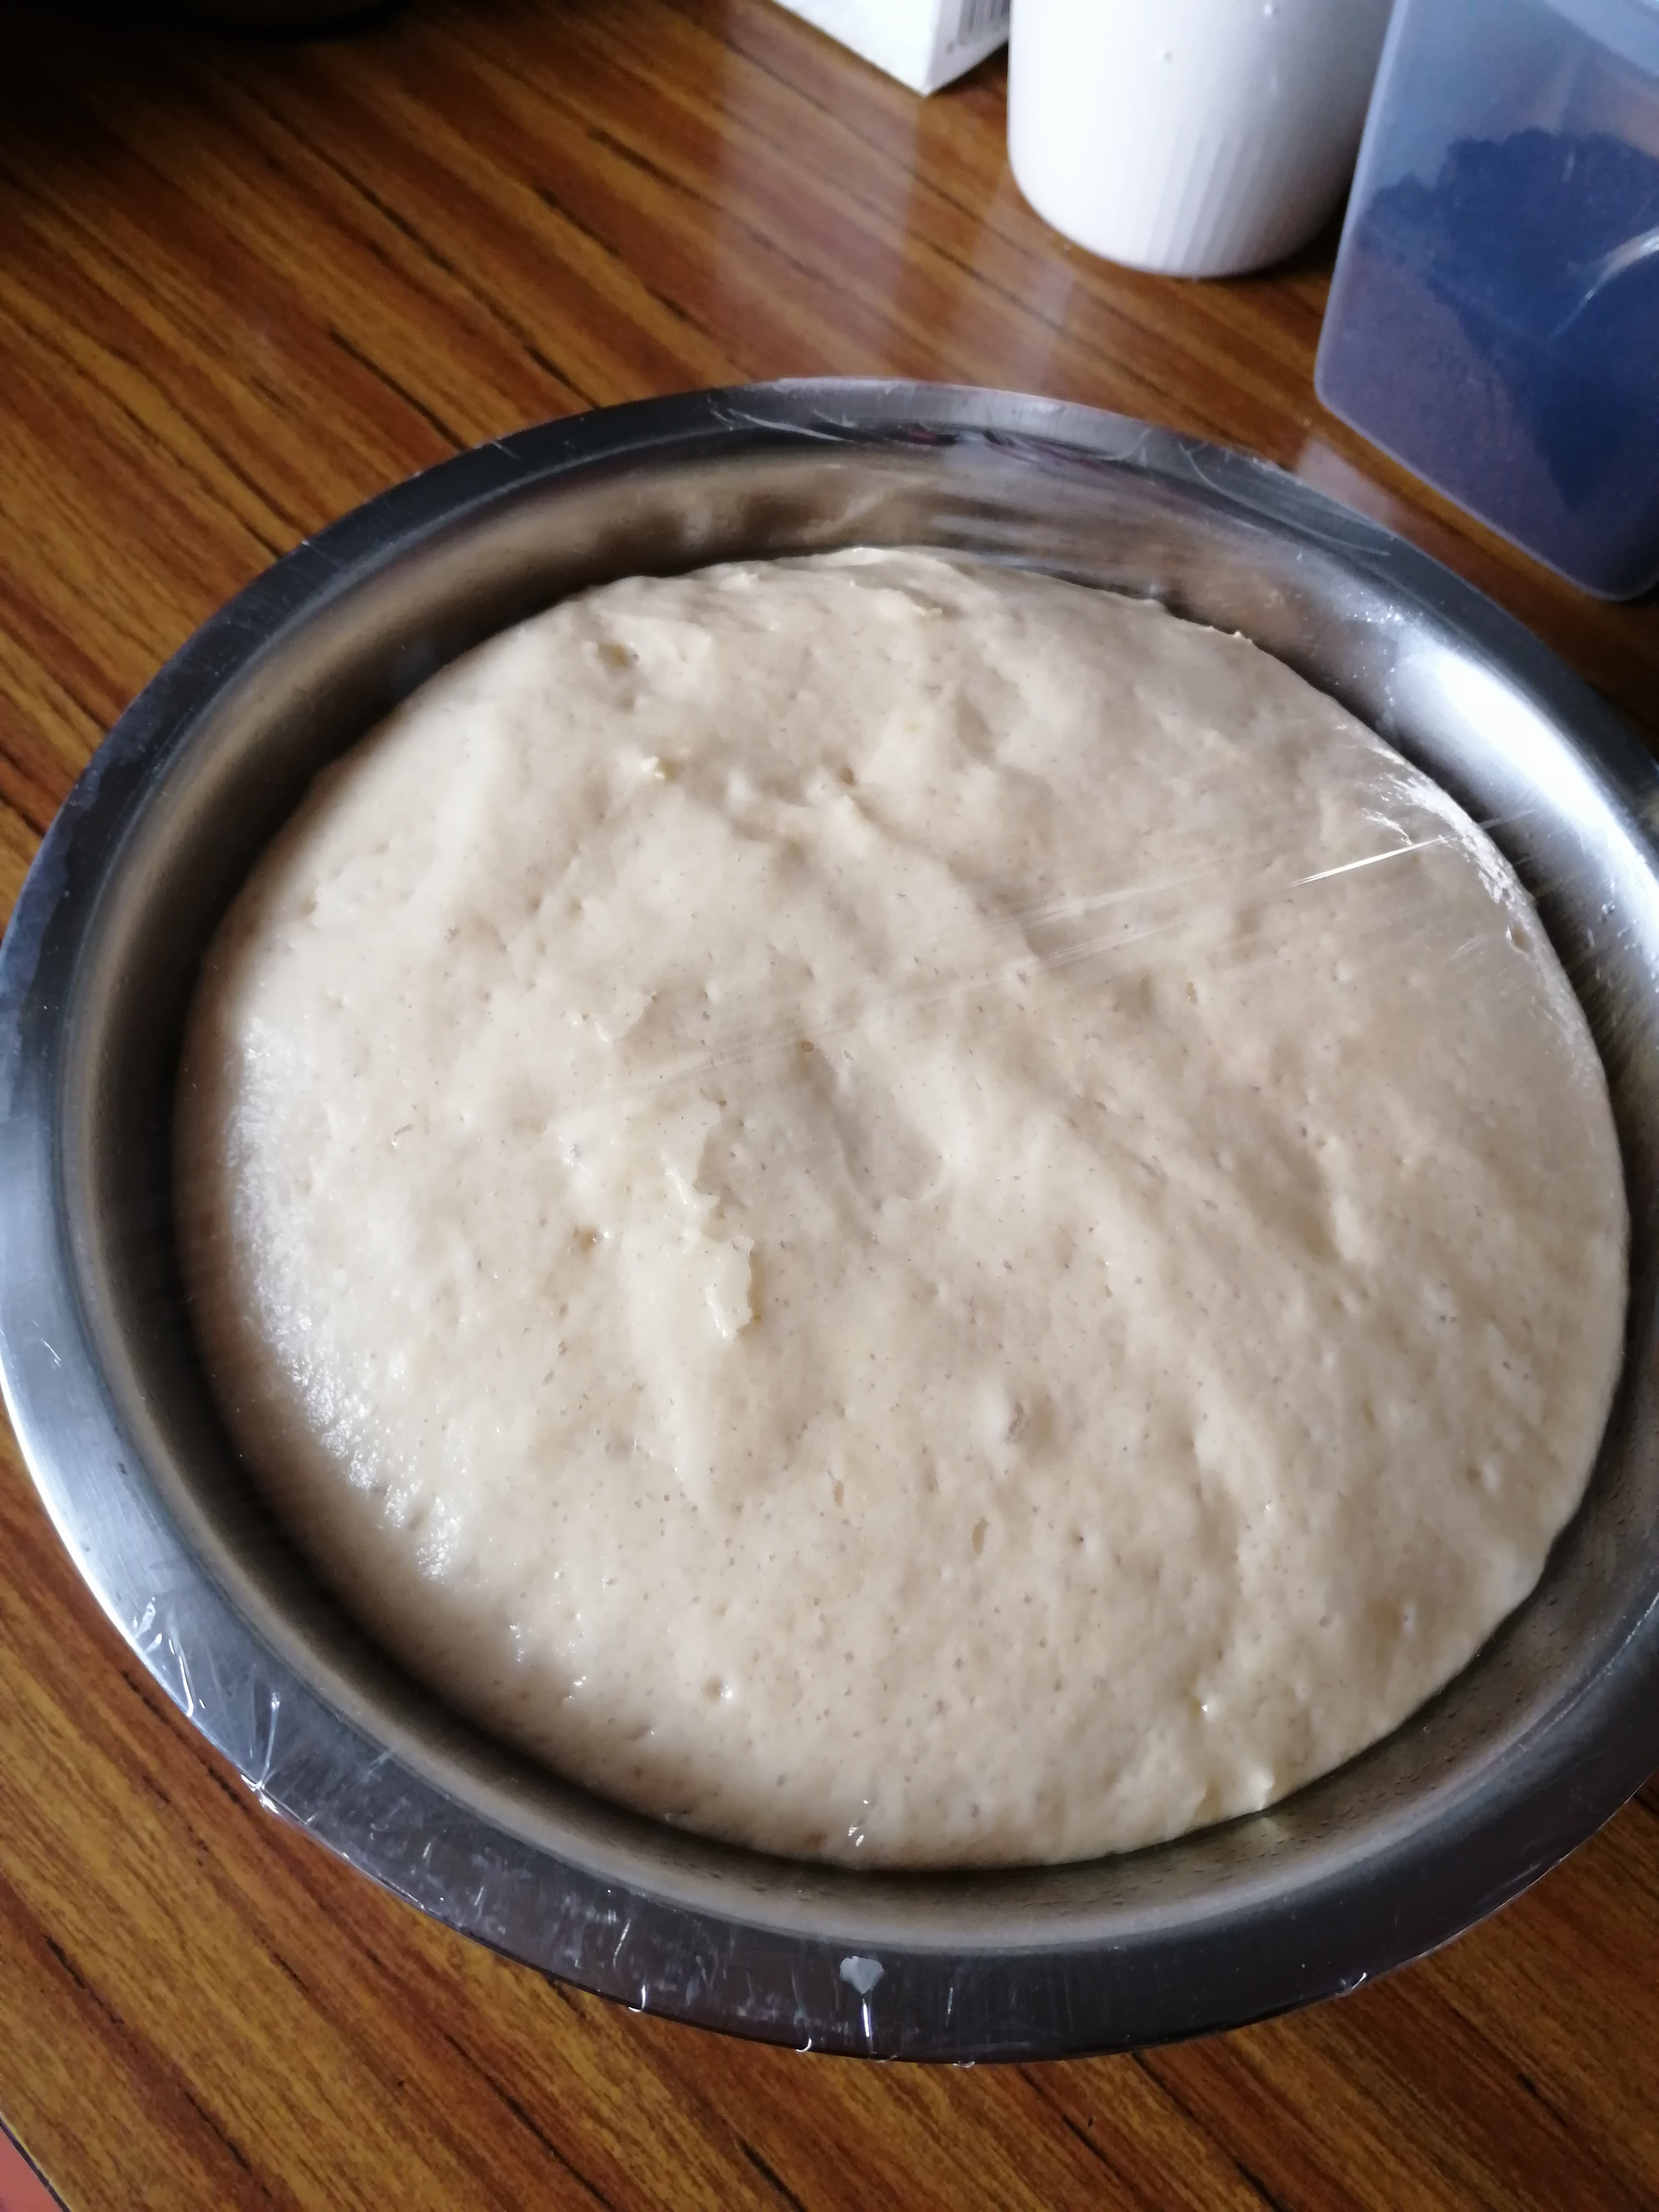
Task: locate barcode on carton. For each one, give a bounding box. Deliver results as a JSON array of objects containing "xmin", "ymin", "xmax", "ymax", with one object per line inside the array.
[{"xmin": 953, "ymin": 0, "xmax": 1010, "ymax": 47}]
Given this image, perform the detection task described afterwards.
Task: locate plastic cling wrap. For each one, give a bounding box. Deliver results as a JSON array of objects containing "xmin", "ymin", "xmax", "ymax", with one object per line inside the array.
[
  {"xmin": 3, "ymin": 388, "xmax": 1657, "ymax": 2057},
  {"xmin": 172, "ymin": 550, "xmax": 1625, "ymax": 1871}
]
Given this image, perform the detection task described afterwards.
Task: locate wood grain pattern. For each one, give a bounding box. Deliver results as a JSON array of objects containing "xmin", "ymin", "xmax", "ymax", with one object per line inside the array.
[{"xmin": 1, "ymin": 2, "xmax": 1656, "ymax": 2204}]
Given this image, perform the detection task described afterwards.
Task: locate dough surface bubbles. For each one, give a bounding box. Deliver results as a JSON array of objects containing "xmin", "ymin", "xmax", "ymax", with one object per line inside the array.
[{"xmin": 176, "ymin": 550, "xmax": 1628, "ymax": 1867}]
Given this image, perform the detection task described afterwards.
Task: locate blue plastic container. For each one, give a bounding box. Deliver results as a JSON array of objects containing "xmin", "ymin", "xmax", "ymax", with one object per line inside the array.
[{"xmin": 1316, "ymin": 0, "xmax": 1659, "ymax": 600}]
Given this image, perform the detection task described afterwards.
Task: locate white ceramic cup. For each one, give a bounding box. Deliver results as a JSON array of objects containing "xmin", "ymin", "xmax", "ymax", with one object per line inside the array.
[{"xmin": 1008, "ymin": 0, "xmax": 1395, "ymax": 278}]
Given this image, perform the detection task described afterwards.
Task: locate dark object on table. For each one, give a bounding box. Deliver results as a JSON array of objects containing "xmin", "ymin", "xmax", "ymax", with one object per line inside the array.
[{"xmin": 1319, "ymin": 128, "xmax": 1659, "ymax": 599}]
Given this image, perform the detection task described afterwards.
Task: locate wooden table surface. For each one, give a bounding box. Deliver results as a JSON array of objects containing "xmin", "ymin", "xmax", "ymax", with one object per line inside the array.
[{"xmin": 3, "ymin": 4, "xmax": 1657, "ymax": 2205}]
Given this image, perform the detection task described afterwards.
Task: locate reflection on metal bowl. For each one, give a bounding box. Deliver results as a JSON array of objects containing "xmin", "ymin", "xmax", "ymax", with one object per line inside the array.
[{"xmin": 1, "ymin": 382, "xmax": 1657, "ymax": 2060}]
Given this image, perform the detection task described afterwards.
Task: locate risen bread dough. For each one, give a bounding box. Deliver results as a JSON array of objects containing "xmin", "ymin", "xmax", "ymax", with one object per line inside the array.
[{"xmin": 177, "ymin": 550, "xmax": 1627, "ymax": 1867}]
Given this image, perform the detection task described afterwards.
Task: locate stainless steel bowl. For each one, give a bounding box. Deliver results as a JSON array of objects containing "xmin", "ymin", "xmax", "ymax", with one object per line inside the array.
[{"xmin": 3, "ymin": 381, "xmax": 1658, "ymax": 2060}]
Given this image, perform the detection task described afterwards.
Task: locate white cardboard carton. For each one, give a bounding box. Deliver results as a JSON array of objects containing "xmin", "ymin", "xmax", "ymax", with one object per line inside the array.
[{"xmin": 772, "ymin": 0, "xmax": 1011, "ymax": 93}]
